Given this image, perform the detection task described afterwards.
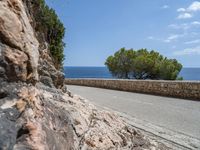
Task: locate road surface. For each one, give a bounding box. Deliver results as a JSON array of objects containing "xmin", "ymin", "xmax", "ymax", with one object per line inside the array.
[{"xmin": 68, "ymin": 85, "xmax": 200, "ymax": 140}]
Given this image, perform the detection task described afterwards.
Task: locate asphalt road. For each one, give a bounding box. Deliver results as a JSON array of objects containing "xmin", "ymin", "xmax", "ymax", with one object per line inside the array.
[{"xmin": 68, "ymin": 85, "xmax": 200, "ymax": 139}]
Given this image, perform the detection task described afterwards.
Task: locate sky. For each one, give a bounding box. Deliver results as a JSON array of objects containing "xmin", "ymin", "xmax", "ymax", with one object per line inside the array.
[{"xmin": 45, "ymin": 0, "xmax": 200, "ymax": 67}]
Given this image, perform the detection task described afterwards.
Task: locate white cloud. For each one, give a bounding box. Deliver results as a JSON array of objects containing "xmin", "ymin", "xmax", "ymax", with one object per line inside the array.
[
  {"xmin": 177, "ymin": 1, "xmax": 200, "ymax": 12},
  {"xmin": 176, "ymin": 1, "xmax": 200, "ymax": 19},
  {"xmin": 147, "ymin": 36, "xmax": 162, "ymax": 41},
  {"xmin": 191, "ymin": 21, "xmax": 200, "ymax": 25},
  {"xmin": 173, "ymin": 46, "xmax": 200, "ymax": 55},
  {"xmin": 164, "ymin": 34, "xmax": 181, "ymax": 43},
  {"xmin": 185, "ymin": 39, "xmax": 200, "ymax": 44},
  {"xmin": 177, "ymin": 8, "xmax": 186, "ymax": 12},
  {"xmin": 168, "ymin": 23, "xmax": 189, "ymax": 30},
  {"xmin": 162, "ymin": 5, "xmax": 169, "ymax": 9},
  {"xmin": 168, "ymin": 24, "xmax": 179, "ymax": 28},
  {"xmin": 177, "ymin": 13, "xmax": 192, "ymax": 19},
  {"xmin": 187, "ymin": 1, "xmax": 200, "ymax": 12},
  {"xmin": 168, "ymin": 21, "xmax": 200, "ymax": 30}
]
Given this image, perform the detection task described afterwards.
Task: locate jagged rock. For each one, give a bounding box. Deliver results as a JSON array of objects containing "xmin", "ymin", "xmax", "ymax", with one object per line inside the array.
[
  {"xmin": 61, "ymin": 84, "xmax": 68, "ymax": 93},
  {"xmin": 0, "ymin": 66, "xmax": 5, "ymax": 78},
  {"xmin": 0, "ymin": 108, "xmax": 18, "ymax": 150},
  {"xmin": 0, "ymin": 0, "xmax": 64, "ymax": 87},
  {"xmin": 2, "ymin": 45, "xmax": 28, "ymax": 81},
  {"xmin": 0, "ymin": 0, "xmax": 39, "ymax": 83},
  {"xmin": 38, "ymin": 58, "xmax": 65, "ymax": 88},
  {"xmin": 0, "ymin": 81, "xmax": 168, "ymax": 150},
  {"xmin": 40, "ymin": 76, "xmax": 55, "ymax": 88},
  {"xmin": 51, "ymin": 71, "xmax": 65, "ymax": 89},
  {"xmin": 0, "ymin": 81, "xmax": 75, "ymax": 150}
]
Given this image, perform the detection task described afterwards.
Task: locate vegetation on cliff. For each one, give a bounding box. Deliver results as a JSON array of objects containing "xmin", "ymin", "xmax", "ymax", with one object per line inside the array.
[
  {"xmin": 105, "ymin": 48, "xmax": 182, "ymax": 80},
  {"xmin": 31, "ymin": 0, "xmax": 65, "ymax": 69}
]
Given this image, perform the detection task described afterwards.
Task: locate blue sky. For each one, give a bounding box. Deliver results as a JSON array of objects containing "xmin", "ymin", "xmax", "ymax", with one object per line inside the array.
[{"xmin": 46, "ymin": 0, "xmax": 200, "ymax": 67}]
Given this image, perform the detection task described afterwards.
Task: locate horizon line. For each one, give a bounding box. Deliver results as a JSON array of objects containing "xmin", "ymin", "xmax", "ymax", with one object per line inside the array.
[{"xmin": 64, "ymin": 66, "xmax": 200, "ymax": 68}]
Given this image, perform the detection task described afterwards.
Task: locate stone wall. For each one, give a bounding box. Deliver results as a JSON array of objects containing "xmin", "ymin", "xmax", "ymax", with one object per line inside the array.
[{"xmin": 65, "ymin": 79, "xmax": 200, "ymax": 100}]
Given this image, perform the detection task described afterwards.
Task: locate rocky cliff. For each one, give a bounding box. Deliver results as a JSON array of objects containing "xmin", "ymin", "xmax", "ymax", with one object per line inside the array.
[{"xmin": 0, "ymin": 0, "xmax": 168, "ymax": 149}]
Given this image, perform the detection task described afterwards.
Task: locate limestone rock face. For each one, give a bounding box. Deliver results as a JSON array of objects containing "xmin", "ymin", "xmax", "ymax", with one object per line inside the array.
[
  {"xmin": 38, "ymin": 56, "xmax": 65, "ymax": 88},
  {"xmin": 0, "ymin": 81, "xmax": 75, "ymax": 150},
  {"xmin": 0, "ymin": 81, "xmax": 168, "ymax": 150},
  {"xmin": 0, "ymin": 0, "xmax": 64, "ymax": 87},
  {"xmin": 0, "ymin": 0, "xmax": 39, "ymax": 83}
]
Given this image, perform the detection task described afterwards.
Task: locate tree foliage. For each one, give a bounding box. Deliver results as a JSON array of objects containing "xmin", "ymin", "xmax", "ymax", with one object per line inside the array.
[
  {"xmin": 105, "ymin": 48, "xmax": 182, "ymax": 80},
  {"xmin": 31, "ymin": 0, "xmax": 65, "ymax": 69}
]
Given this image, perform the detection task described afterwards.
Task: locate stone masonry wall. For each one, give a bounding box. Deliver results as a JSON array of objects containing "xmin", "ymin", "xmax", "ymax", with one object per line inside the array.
[{"xmin": 65, "ymin": 79, "xmax": 200, "ymax": 100}]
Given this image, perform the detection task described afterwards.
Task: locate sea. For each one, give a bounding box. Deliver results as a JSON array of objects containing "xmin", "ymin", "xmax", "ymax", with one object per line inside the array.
[{"xmin": 64, "ymin": 67, "xmax": 200, "ymax": 81}]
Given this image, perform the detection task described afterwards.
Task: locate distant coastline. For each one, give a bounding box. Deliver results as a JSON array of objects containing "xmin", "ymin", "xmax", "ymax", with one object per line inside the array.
[{"xmin": 64, "ymin": 66, "xmax": 200, "ymax": 81}]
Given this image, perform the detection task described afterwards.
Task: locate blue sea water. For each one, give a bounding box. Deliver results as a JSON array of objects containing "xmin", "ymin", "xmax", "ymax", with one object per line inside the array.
[{"xmin": 64, "ymin": 67, "xmax": 200, "ymax": 80}]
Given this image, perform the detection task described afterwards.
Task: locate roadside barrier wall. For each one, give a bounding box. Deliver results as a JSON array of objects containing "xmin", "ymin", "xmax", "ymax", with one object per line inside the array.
[{"xmin": 65, "ymin": 79, "xmax": 200, "ymax": 100}]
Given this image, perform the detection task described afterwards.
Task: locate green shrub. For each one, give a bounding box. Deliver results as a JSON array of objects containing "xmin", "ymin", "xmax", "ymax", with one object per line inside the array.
[
  {"xmin": 105, "ymin": 48, "xmax": 183, "ymax": 80},
  {"xmin": 31, "ymin": 0, "xmax": 65, "ymax": 69}
]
